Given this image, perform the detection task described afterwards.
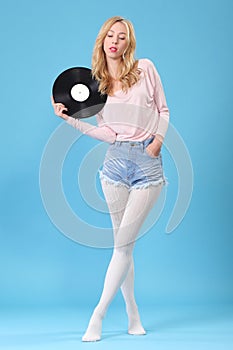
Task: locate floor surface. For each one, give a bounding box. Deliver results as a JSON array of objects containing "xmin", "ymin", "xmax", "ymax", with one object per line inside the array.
[{"xmin": 1, "ymin": 304, "xmax": 233, "ymax": 350}]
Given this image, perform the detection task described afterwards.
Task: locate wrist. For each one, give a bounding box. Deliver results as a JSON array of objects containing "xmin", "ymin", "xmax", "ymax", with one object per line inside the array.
[
  {"xmin": 62, "ymin": 114, "xmax": 69, "ymax": 121},
  {"xmin": 151, "ymin": 137, "xmax": 162, "ymax": 147},
  {"xmin": 155, "ymin": 134, "xmax": 163, "ymax": 145}
]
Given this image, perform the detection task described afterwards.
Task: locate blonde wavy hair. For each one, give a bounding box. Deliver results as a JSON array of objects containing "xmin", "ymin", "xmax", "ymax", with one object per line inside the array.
[{"xmin": 92, "ymin": 16, "xmax": 141, "ymax": 95}]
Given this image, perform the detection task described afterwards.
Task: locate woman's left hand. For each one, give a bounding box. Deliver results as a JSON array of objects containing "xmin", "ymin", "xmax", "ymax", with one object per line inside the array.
[{"xmin": 146, "ymin": 138, "xmax": 162, "ymax": 157}]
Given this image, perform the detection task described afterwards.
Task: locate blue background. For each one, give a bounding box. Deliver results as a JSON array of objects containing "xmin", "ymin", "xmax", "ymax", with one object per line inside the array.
[{"xmin": 0, "ymin": 0, "xmax": 233, "ymax": 348}]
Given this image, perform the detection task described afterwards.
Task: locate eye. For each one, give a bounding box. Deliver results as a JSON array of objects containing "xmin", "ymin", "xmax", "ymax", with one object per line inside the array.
[
  {"xmin": 107, "ymin": 34, "xmax": 113, "ymax": 37},
  {"xmin": 119, "ymin": 37, "xmax": 126, "ymax": 40}
]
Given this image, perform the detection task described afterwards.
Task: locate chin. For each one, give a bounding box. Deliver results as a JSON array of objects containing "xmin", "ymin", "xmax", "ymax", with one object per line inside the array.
[{"xmin": 106, "ymin": 53, "xmax": 122, "ymax": 60}]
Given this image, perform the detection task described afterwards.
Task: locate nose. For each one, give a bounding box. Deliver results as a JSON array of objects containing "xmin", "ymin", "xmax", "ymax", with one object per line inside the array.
[{"xmin": 112, "ymin": 36, "xmax": 118, "ymax": 44}]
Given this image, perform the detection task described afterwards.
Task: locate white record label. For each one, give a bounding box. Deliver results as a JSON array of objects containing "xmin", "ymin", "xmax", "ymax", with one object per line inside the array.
[{"xmin": 70, "ymin": 83, "xmax": 90, "ymax": 102}]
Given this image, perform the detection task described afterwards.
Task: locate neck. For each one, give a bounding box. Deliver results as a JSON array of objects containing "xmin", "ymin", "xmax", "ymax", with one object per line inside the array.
[{"xmin": 106, "ymin": 57, "xmax": 121, "ymax": 80}]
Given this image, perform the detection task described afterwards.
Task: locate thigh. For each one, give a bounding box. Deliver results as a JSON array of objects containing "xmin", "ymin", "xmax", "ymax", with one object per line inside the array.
[
  {"xmin": 101, "ymin": 179, "xmax": 130, "ymax": 238},
  {"xmin": 115, "ymin": 184, "xmax": 163, "ymax": 248}
]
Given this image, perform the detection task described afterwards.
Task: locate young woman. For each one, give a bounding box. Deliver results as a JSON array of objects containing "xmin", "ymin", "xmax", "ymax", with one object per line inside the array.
[{"xmin": 52, "ymin": 16, "xmax": 169, "ymax": 342}]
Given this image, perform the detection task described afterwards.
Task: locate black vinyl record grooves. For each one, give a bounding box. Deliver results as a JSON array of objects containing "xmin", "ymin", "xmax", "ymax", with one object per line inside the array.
[{"xmin": 52, "ymin": 67, "xmax": 107, "ymax": 119}]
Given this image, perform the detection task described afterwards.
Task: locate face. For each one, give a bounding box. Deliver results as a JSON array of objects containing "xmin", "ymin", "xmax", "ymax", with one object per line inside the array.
[{"xmin": 103, "ymin": 21, "xmax": 128, "ymax": 60}]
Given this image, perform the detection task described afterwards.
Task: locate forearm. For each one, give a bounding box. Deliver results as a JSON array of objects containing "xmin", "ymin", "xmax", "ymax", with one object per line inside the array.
[
  {"xmin": 155, "ymin": 110, "xmax": 169, "ymax": 143},
  {"xmin": 147, "ymin": 120, "xmax": 166, "ymax": 157},
  {"xmin": 66, "ymin": 116, "xmax": 116, "ymax": 144}
]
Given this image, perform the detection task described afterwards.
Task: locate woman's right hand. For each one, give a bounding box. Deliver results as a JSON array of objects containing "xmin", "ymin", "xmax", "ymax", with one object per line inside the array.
[{"xmin": 51, "ymin": 96, "xmax": 69, "ymax": 120}]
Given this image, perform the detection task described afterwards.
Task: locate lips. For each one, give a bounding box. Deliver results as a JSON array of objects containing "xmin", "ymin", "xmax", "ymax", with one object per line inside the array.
[{"xmin": 110, "ymin": 47, "xmax": 117, "ymax": 52}]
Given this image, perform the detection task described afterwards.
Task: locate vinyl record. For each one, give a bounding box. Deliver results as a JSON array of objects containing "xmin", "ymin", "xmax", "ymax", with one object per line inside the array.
[{"xmin": 52, "ymin": 67, "xmax": 107, "ymax": 119}]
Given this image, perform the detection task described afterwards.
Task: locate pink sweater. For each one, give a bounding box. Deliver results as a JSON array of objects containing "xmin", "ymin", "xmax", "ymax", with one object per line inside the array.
[{"xmin": 66, "ymin": 59, "xmax": 169, "ymax": 143}]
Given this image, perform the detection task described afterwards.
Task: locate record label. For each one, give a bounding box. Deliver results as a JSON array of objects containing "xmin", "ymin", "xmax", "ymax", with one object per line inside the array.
[{"xmin": 70, "ymin": 83, "xmax": 90, "ymax": 102}]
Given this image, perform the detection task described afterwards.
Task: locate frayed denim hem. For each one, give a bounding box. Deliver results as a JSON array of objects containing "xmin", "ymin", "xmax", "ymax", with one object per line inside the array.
[
  {"xmin": 130, "ymin": 177, "xmax": 169, "ymax": 191},
  {"xmin": 99, "ymin": 170, "xmax": 169, "ymax": 191},
  {"xmin": 99, "ymin": 170, "xmax": 130, "ymax": 189}
]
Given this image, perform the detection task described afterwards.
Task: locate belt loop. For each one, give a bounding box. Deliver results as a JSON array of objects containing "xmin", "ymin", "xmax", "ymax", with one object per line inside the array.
[
  {"xmin": 143, "ymin": 139, "xmax": 147, "ymax": 150},
  {"xmin": 142, "ymin": 140, "xmax": 145, "ymax": 150}
]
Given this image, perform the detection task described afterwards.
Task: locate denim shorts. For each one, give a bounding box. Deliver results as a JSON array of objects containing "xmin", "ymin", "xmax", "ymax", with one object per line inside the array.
[{"xmin": 99, "ymin": 137, "xmax": 168, "ymax": 190}]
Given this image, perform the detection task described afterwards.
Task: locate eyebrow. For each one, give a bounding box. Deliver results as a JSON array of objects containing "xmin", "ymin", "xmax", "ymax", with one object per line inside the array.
[{"xmin": 108, "ymin": 29, "xmax": 126, "ymax": 35}]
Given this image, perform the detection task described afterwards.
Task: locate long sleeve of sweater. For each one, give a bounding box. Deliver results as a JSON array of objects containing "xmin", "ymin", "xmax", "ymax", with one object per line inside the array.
[
  {"xmin": 146, "ymin": 59, "xmax": 170, "ymax": 142},
  {"xmin": 66, "ymin": 114, "xmax": 117, "ymax": 144}
]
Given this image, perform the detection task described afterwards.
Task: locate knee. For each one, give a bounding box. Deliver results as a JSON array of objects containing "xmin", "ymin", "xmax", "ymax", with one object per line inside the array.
[{"xmin": 114, "ymin": 244, "xmax": 134, "ymax": 259}]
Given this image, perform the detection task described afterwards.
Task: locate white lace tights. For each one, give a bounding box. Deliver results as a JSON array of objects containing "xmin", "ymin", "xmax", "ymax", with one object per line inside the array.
[{"xmin": 82, "ymin": 181, "xmax": 163, "ymax": 341}]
